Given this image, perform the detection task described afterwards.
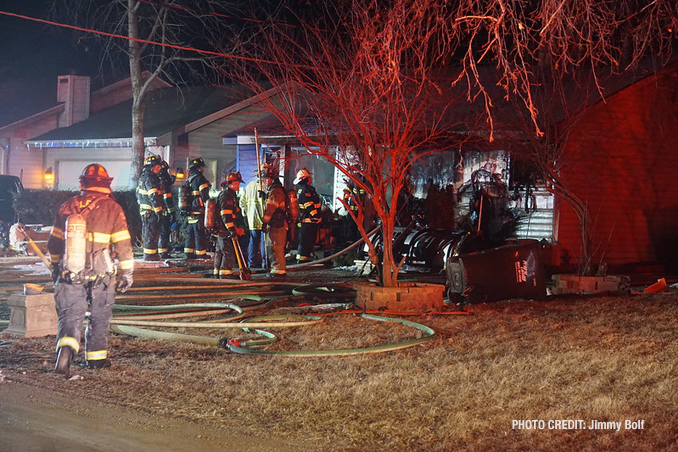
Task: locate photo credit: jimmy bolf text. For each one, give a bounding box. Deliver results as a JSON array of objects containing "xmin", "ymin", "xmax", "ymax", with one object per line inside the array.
[{"xmin": 512, "ymin": 420, "xmax": 646, "ymax": 431}]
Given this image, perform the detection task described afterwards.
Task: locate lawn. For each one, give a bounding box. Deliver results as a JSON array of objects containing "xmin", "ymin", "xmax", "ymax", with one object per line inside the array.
[{"xmin": 1, "ymin": 266, "xmax": 677, "ymax": 451}]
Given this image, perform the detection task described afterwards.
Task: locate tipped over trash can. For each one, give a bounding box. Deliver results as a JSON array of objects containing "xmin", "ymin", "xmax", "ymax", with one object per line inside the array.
[{"xmin": 446, "ymin": 239, "xmax": 546, "ymax": 304}]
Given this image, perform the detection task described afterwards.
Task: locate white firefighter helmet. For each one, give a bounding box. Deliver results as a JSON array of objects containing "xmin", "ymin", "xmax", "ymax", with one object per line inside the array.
[{"xmin": 294, "ymin": 168, "xmax": 311, "ymax": 185}]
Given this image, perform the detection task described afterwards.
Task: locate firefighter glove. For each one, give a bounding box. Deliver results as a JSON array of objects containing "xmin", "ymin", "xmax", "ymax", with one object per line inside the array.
[
  {"xmin": 261, "ymin": 223, "xmax": 269, "ymax": 233},
  {"xmin": 258, "ymin": 190, "xmax": 266, "ymax": 199},
  {"xmin": 116, "ymin": 272, "xmax": 134, "ymax": 293},
  {"xmin": 236, "ymin": 227, "xmax": 245, "ymax": 237}
]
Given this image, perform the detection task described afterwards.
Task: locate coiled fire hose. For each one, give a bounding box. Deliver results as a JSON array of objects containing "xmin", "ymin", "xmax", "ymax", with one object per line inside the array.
[{"xmin": 109, "ymin": 297, "xmax": 438, "ymax": 357}]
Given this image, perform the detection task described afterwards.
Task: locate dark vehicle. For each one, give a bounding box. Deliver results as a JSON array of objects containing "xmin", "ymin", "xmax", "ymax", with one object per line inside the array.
[{"xmin": 0, "ymin": 175, "xmax": 23, "ymax": 224}]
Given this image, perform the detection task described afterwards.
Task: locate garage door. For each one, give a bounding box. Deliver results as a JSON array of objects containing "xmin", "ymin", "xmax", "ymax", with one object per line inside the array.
[{"xmin": 57, "ymin": 160, "xmax": 132, "ymax": 190}]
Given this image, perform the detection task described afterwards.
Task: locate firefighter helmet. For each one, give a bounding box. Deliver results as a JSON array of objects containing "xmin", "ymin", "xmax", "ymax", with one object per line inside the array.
[
  {"xmin": 262, "ymin": 167, "xmax": 278, "ymax": 180},
  {"xmin": 221, "ymin": 171, "xmax": 243, "ymax": 187},
  {"xmin": 79, "ymin": 164, "xmax": 113, "ymax": 188},
  {"xmin": 144, "ymin": 155, "xmax": 162, "ymax": 167},
  {"xmin": 294, "ymin": 168, "xmax": 311, "ymax": 185},
  {"xmin": 189, "ymin": 157, "xmax": 206, "ymax": 169},
  {"xmin": 160, "ymin": 160, "xmax": 169, "ymax": 171}
]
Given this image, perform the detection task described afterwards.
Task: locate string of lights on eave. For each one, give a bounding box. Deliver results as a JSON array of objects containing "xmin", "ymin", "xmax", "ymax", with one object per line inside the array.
[{"xmin": 24, "ymin": 137, "xmax": 161, "ymax": 151}]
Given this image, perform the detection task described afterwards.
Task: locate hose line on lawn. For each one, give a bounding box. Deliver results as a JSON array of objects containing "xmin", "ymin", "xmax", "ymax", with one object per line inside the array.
[
  {"xmin": 109, "ymin": 299, "xmax": 437, "ymax": 357},
  {"xmin": 226, "ymin": 313, "xmax": 437, "ymax": 357}
]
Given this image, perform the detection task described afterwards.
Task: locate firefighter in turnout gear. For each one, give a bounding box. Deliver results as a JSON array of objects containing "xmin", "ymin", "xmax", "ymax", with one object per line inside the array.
[
  {"xmin": 294, "ymin": 168, "xmax": 322, "ymax": 262},
  {"xmin": 211, "ymin": 172, "xmax": 245, "ymax": 278},
  {"xmin": 261, "ymin": 169, "xmax": 288, "ymax": 278},
  {"xmin": 136, "ymin": 155, "xmax": 165, "ymax": 261},
  {"xmin": 47, "ymin": 164, "xmax": 134, "ymax": 378},
  {"xmin": 158, "ymin": 160, "xmax": 176, "ymax": 258},
  {"xmin": 183, "ymin": 157, "xmax": 211, "ymax": 259}
]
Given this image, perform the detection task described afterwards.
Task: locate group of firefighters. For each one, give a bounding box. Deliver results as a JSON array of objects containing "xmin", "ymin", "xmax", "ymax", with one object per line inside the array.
[
  {"xmin": 135, "ymin": 155, "xmax": 324, "ymax": 278},
  {"xmin": 45, "ymin": 158, "xmax": 327, "ymax": 377}
]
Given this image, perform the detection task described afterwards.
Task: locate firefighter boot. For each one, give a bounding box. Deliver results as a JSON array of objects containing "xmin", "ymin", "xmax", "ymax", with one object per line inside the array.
[
  {"xmin": 87, "ymin": 359, "xmax": 112, "ymax": 369},
  {"xmin": 55, "ymin": 346, "xmax": 73, "ymax": 378}
]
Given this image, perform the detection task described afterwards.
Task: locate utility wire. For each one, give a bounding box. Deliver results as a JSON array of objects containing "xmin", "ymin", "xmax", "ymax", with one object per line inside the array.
[{"xmin": 0, "ymin": 9, "xmax": 281, "ymax": 65}]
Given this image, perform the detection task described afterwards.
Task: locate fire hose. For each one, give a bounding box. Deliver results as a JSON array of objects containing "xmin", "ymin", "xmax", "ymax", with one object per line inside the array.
[
  {"xmin": 108, "ymin": 299, "xmax": 438, "ymax": 357},
  {"xmin": 287, "ymin": 225, "xmax": 380, "ymax": 270}
]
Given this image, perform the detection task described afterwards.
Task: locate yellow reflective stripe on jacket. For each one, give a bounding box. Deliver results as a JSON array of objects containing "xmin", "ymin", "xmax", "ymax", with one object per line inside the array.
[
  {"xmin": 111, "ymin": 230, "xmax": 131, "ymax": 243},
  {"xmin": 50, "ymin": 227, "xmax": 64, "ymax": 240},
  {"xmin": 137, "ymin": 187, "xmax": 159, "ymax": 195},
  {"xmin": 199, "ymin": 183, "xmax": 210, "ymax": 191},
  {"xmin": 91, "ymin": 232, "xmax": 110, "ymax": 243},
  {"xmin": 119, "ymin": 259, "xmax": 134, "ymax": 270},
  {"xmin": 220, "ymin": 209, "xmax": 233, "ymax": 215},
  {"xmin": 86, "ymin": 350, "xmax": 108, "ymax": 360},
  {"xmin": 57, "ymin": 336, "xmax": 80, "ymax": 353}
]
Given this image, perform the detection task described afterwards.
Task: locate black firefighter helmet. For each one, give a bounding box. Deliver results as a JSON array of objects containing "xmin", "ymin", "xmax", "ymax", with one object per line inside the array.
[
  {"xmin": 144, "ymin": 155, "xmax": 162, "ymax": 168},
  {"xmin": 79, "ymin": 163, "xmax": 113, "ymax": 189},
  {"xmin": 189, "ymin": 157, "xmax": 206, "ymax": 170}
]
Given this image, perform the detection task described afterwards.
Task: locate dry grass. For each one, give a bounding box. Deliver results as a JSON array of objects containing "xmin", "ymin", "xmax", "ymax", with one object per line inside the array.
[{"xmin": 2, "ymin": 275, "xmax": 678, "ymax": 451}]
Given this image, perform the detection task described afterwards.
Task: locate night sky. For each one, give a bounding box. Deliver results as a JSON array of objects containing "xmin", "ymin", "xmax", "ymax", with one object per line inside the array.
[{"xmin": 0, "ymin": 1, "xmax": 100, "ymax": 83}]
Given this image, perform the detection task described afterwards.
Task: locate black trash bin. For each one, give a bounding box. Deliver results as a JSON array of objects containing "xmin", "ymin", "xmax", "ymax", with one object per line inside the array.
[{"xmin": 446, "ymin": 239, "xmax": 546, "ymax": 304}]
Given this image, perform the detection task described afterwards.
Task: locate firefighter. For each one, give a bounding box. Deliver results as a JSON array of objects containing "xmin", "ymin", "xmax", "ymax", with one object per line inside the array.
[
  {"xmin": 47, "ymin": 164, "xmax": 134, "ymax": 377},
  {"xmin": 136, "ymin": 155, "xmax": 165, "ymax": 261},
  {"xmin": 158, "ymin": 160, "xmax": 176, "ymax": 258},
  {"xmin": 239, "ymin": 167, "xmax": 267, "ymax": 268},
  {"xmin": 212, "ymin": 172, "xmax": 245, "ymax": 278},
  {"xmin": 261, "ymin": 169, "xmax": 287, "ymax": 278},
  {"xmin": 294, "ymin": 168, "xmax": 322, "ymax": 262},
  {"xmin": 183, "ymin": 157, "xmax": 211, "ymax": 259}
]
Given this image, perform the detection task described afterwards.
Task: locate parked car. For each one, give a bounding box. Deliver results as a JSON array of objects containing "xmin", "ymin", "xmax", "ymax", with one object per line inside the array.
[{"xmin": 0, "ymin": 175, "xmax": 23, "ymax": 224}]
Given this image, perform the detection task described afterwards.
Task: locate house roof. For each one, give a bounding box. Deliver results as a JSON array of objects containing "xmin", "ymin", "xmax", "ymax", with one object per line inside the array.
[{"xmin": 30, "ymin": 84, "xmax": 253, "ymax": 142}]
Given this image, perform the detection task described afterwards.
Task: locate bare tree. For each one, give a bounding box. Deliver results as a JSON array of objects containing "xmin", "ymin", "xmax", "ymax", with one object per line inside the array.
[
  {"xmin": 224, "ymin": 0, "xmax": 677, "ymax": 284},
  {"xmin": 225, "ymin": 1, "xmax": 471, "ymax": 287},
  {"xmin": 54, "ymin": 0, "xmax": 241, "ymax": 187}
]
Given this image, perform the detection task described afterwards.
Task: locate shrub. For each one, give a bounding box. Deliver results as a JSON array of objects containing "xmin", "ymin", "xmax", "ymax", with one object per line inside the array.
[{"xmin": 14, "ymin": 189, "xmax": 142, "ymax": 246}]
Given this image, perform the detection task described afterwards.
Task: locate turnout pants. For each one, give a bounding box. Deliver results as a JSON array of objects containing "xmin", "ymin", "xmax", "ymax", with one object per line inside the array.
[
  {"xmin": 158, "ymin": 213, "xmax": 172, "ymax": 256},
  {"xmin": 54, "ymin": 276, "xmax": 116, "ymax": 363},
  {"xmin": 266, "ymin": 226, "xmax": 287, "ymax": 275},
  {"xmin": 213, "ymin": 236, "xmax": 236, "ymax": 276},
  {"xmin": 142, "ymin": 212, "xmax": 160, "ymax": 257},
  {"xmin": 184, "ymin": 215, "xmax": 208, "ymax": 257},
  {"xmin": 297, "ymin": 222, "xmax": 319, "ymax": 261}
]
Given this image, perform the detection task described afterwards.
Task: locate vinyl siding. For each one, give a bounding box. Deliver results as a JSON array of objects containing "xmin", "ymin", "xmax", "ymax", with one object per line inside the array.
[{"xmin": 557, "ymin": 68, "xmax": 678, "ymax": 268}]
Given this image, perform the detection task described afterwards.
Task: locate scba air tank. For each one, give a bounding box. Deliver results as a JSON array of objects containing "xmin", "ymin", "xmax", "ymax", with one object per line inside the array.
[
  {"xmin": 204, "ymin": 198, "xmax": 217, "ymax": 230},
  {"xmin": 177, "ymin": 185, "xmax": 190, "ymax": 212},
  {"xmin": 287, "ymin": 189, "xmax": 300, "ymax": 220},
  {"xmin": 64, "ymin": 213, "xmax": 87, "ymax": 275}
]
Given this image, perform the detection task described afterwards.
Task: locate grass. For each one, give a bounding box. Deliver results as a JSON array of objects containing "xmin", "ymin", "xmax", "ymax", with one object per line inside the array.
[{"xmin": 1, "ymin": 274, "xmax": 678, "ymax": 451}]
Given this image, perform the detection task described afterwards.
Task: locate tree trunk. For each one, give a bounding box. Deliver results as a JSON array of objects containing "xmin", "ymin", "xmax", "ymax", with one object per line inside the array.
[{"xmin": 128, "ymin": 0, "xmax": 144, "ymax": 188}]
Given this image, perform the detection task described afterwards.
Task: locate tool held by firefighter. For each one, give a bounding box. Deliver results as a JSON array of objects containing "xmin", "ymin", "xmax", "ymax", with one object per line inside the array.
[
  {"xmin": 231, "ymin": 233, "xmax": 251, "ymax": 280},
  {"xmin": 16, "ymin": 224, "xmax": 53, "ymax": 273},
  {"xmin": 254, "ymin": 127, "xmax": 269, "ymax": 268}
]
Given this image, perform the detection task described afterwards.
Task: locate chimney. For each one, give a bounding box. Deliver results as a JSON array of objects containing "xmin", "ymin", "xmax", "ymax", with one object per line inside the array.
[{"xmin": 57, "ymin": 75, "xmax": 91, "ymax": 127}]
